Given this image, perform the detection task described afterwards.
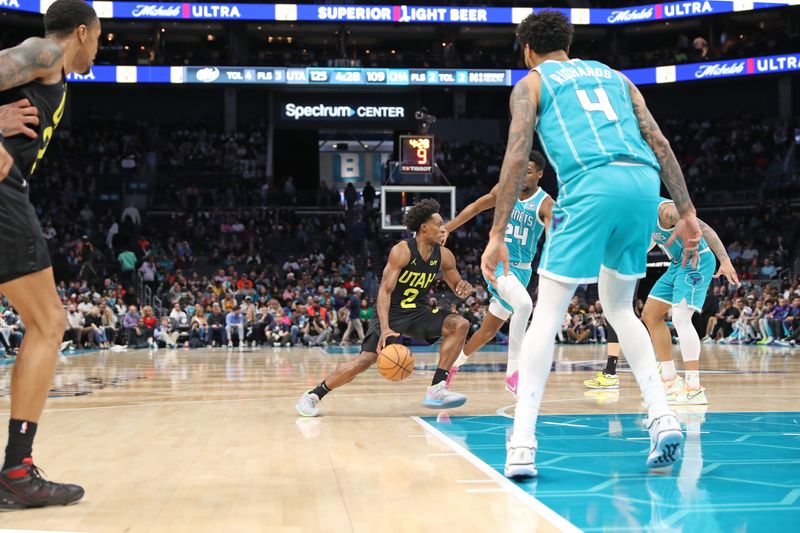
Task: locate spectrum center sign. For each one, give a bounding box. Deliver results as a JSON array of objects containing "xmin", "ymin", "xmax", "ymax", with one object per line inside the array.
[{"xmin": 283, "ymin": 103, "xmax": 406, "ymax": 121}]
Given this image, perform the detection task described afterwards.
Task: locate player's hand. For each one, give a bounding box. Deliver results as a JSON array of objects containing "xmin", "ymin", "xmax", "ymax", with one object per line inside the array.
[
  {"xmin": 666, "ymin": 214, "xmax": 702, "ymax": 269},
  {"xmin": 714, "ymin": 259, "xmax": 740, "ymax": 287},
  {"xmin": 441, "ymin": 227, "xmax": 450, "ymax": 246},
  {"xmin": 453, "ymin": 280, "xmax": 472, "ymax": 299},
  {"xmin": 378, "ymin": 328, "xmax": 400, "ymax": 353},
  {"xmin": 0, "ymin": 99, "xmax": 39, "ymax": 139},
  {"xmin": 481, "ymin": 234, "xmax": 509, "ymax": 288},
  {"xmin": 0, "ymin": 142, "xmax": 12, "ymax": 182}
]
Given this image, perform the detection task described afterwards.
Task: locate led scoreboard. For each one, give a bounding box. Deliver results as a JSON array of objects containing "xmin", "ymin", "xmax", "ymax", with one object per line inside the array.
[{"xmin": 400, "ymin": 136, "xmax": 434, "ymax": 173}]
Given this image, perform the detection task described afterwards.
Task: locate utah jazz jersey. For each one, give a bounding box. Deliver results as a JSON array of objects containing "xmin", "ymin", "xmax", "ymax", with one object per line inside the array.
[
  {"xmin": 533, "ymin": 59, "xmax": 659, "ymax": 186},
  {"xmin": 0, "ymin": 75, "xmax": 67, "ymax": 190},
  {"xmin": 652, "ymin": 197, "xmax": 710, "ymax": 263},
  {"xmin": 505, "ymin": 187, "xmax": 549, "ymax": 264},
  {"xmin": 391, "ymin": 238, "xmax": 441, "ymax": 312}
]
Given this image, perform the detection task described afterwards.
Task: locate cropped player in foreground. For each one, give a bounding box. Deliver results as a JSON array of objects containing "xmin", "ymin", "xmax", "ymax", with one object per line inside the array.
[
  {"xmin": 296, "ymin": 199, "xmax": 472, "ymax": 417},
  {"xmin": 0, "ymin": 0, "xmax": 99, "ymax": 508},
  {"xmin": 641, "ymin": 198, "xmax": 739, "ymax": 405},
  {"xmin": 482, "ymin": 11, "xmax": 703, "ymax": 479},
  {"xmin": 443, "ymin": 151, "xmax": 552, "ymax": 395}
]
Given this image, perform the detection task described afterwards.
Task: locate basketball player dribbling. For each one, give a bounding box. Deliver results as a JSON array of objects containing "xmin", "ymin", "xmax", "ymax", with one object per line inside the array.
[
  {"xmin": 0, "ymin": 0, "xmax": 100, "ymax": 508},
  {"xmin": 442, "ymin": 151, "xmax": 553, "ymax": 396},
  {"xmin": 482, "ymin": 11, "xmax": 703, "ymax": 478},
  {"xmin": 296, "ymin": 199, "xmax": 473, "ymax": 417}
]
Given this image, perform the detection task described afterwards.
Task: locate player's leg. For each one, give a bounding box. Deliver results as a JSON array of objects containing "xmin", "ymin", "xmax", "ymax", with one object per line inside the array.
[
  {"xmin": 445, "ymin": 311, "xmax": 506, "ymax": 388},
  {"xmin": 599, "ymin": 270, "xmax": 681, "ymax": 467},
  {"xmin": 424, "ymin": 313, "xmax": 469, "ymax": 409},
  {"xmin": 507, "ymin": 275, "xmax": 577, "ymax": 477},
  {"xmin": 665, "ymin": 254, "xmax": 714, "ymax": 404},
  {"xmin": 495, "ymin": 274, "xmax": 533, "ymax": 394},
  {"xmin": 584, "ymin": 328, "xmax": 620, "ymax": 389},
  {"xmin": 0, "ymin": 268, "xmax": 84, "ymax": 507},
  {"xmin": 296, "ymin": 317, "xmax": 382, "ymax": 417}
]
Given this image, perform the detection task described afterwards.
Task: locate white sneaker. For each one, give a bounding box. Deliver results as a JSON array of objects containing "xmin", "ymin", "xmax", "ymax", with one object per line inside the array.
[
  {"xmin": 646, "ymin": 413, "xmax": 684, "ymax": 468},
  {"xmin": 701, "ymin": 337, "xmax": 715, "ymax": 344},
  {"xmin": 505, "ymin": 446, "xmax": 537, "ymax": 478},
  {"xmin": 295, "ymin": 392, "xmax": 321, "ymax": 417},
  {"xmin": 238, "ymin": 344, "xmax": 244, "ymax": 351},
  {"xmin": 422, "ymin": 382, "xmax": 467, "ymax": 409},
  {"xmin": 228, "ymin": 343, "xmax": 233, "ymax": 350}
]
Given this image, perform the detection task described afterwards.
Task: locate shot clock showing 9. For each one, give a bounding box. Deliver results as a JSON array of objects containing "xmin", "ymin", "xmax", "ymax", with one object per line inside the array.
[{"xmin": 400, "ymin": 135, "xmax": 434, "ymax": 173}]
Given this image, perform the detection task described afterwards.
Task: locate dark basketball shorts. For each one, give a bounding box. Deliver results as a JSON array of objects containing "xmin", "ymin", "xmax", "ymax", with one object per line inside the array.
[
  {"xmin": 0, "ymin": 182, "xmax": 51, "ymax": 284},
  {"xmin": 361, "ymin": 306, "xmax": 447, "ymax": 354}
]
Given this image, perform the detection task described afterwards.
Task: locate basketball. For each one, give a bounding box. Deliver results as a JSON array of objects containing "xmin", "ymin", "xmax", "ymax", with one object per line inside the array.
[{"xmin": 378, "ymin": 344, "xmax": 415, "ymax": 381}]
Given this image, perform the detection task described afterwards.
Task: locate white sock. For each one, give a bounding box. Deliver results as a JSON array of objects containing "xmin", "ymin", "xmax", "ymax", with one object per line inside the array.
[
  {"xmin": 659, "ymin": 360, "xmax": 677, "ymax": 381},
  {"xmin": 599, "ymin": 269, "xmax": 670, "ymax": 420},
  {"xmin": 453, "ymin": 350, "xmax": 469, "ymax": 368},
  {"xmin": 510, "ymin": 276, "xmax": 576, "ymax": 448},
  {"xmin": 685, "ymin": 370, "xmax": 700, "ymax": 390},
  {"xmin": 672, "ymin": 301, "xmax": 701, "ymax": 386},
  {"xmin": 496, "ymin": 274, "xmax": 533, "ymax": 376}
]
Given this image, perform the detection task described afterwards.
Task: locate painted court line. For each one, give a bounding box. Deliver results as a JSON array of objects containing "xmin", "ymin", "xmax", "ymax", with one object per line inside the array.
[
  {"xmin": 412, "ymin": 416, "xmax": 581, "ymax": 533},
  {"xmin": 542, "ymin": 421, "xmax": 591, "ymax": 429}
]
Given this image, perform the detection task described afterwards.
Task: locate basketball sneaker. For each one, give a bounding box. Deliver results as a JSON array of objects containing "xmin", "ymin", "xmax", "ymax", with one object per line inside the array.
[
  {"xmin": 645, "ymin": 413, "xmax": 683, "ymax": 468},
  {"xmin": 422, "ymin": 382, "xmax": 466, "ymax": 409},
  {"xmin": 671, "ymin": 386, "xmax": 708, "ymax": 406},
  {"xmin": 0, "ymin": 458, "xmax": 84, "ymax": 509},
  {"xmin": 445, "ymin": 352, "xmax": 470, "ymax": 388},
  {"xmin": 583, "ymin": 371, "xmax": 619, "ymax": 389},
  {"xmin": 663, "ymin": 376, "xmax": 686, "ymax": 404},
  {"xmin": 504, "ymin": 446, "xmax": 537, "ymax": 479},
  {"xmin": 295, "ymin": 392, "xmax": 321, "ymax": 417}
]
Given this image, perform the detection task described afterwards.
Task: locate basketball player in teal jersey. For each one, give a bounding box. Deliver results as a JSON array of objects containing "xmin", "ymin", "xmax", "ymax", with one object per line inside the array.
[
  {"xmin": 482, "ymin": 11, "xmax": 703, "ymax": 479},
  {"xmin": 641, "ymin": 198, "xmax": 739, "ymax": 405},
  {"xmin": 442, "ymin": 151, "xmax": 553, "ymax": 396},
  {"xmin": 0, "ymin": 0, "xmax": 99, "ymax": 507}
]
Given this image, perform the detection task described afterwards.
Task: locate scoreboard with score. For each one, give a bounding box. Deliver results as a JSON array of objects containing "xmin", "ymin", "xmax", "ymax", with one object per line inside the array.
[{"xmin": 400, "ymin": 135, "xmax": 434, "ymax": 173}]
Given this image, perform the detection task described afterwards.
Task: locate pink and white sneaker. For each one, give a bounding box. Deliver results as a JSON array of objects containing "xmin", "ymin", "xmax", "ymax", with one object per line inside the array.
[{"xmin": 505, "ymin": 371, "xmax": 519, "ymax": 397}]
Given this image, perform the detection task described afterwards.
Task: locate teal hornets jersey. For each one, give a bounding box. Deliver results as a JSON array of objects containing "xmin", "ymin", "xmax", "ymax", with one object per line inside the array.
[
  {"xmin": 504, "ymin": 187, "xmax": 549, "ymax": 264},
  {"xmin": 651, "ymin": 197, "xmax": 710, "ymax": 263},
  {"xmin": 533, "ymin": 59, "xmax": 660, "ymax": 185}
]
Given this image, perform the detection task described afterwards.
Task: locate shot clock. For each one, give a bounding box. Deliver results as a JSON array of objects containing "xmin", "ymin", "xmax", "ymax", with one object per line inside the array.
[{"xmin": 399, "ymin": 135, "xmax": 434, "ymax": 173}]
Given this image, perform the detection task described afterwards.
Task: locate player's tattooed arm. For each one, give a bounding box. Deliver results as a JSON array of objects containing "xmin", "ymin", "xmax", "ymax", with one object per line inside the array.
[
  {"xmin": 491, "ymin": 75, "xmax": 538, "ymax": 238},
  {"xmin": 376, "ymin": 242, "xmax": 409, "ymax": 349},
  {"xmin": 444, "ymin": 185, "xmax": 498, "ymax": 237},
  {"xmin": 699, "ymin": 218, "xmax": 740, "ymax": 286},
  {"xmin": 623, "ymin": 75, "xmax": 694, "ymax": 217},
  {"xmin": 0, "ymin": 38, "xmax": 64, "ymax": 92},
  {"xmin": 441, "ymin": 247, "xmax": 472, "ymax": 299}
]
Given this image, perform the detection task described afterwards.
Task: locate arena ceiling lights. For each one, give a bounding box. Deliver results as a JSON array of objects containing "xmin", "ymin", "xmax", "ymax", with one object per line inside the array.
[{"xmin": 1, "ymin": 0, "xmax": 799, "ymax": 26}]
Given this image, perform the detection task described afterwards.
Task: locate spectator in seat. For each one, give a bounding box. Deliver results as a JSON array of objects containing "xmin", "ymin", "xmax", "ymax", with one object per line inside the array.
[
  {"xmin": 208, "ymin": 303, "xmax": 227, "ymax": 347},
  {"xmin": 226, "ymin": 305, "xmax": 245, "ymax": 349}
]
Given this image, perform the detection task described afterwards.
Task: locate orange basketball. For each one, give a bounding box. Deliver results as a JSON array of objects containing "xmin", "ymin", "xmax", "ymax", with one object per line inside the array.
[{"xmin": 377, "ymin": 344, "xmax": 415, "ymax": 381}]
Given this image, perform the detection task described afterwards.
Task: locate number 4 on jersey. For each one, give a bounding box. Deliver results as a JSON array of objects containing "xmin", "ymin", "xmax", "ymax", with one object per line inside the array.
[{"xmin": 576, "ymin": 88, "xmax": 618, "ymax": 121}]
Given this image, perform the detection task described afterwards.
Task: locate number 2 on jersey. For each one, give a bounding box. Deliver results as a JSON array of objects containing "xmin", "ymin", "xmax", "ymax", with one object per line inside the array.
[
  {"xmin": 505, "ymin": 224, "xmax": 529, "ymax": 246},
  {"xmin": 576, "ymin": 88, "xmax": 618, "ymax": 121},
  {"xmin": 400, "ymin": 288, "xmax": 419, "ymax": 309}
]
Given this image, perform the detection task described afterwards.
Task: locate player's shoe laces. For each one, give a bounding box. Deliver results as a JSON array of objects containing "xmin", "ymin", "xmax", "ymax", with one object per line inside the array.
[
  {"xmin": 505, "ymin": 371, "xmax": 519, "ymax": 396},
  {"xmin": 423, "ymin": 382, "xmax": 467, "ymax": 409},
  {"xmin": 504, "ymin": 446, "xmax": 537, "ymax": 479},
  {"xmin": 645, "ymin": 413, "xmax": 684, "ymax": 468},
  {"xmin": 295, "ymin": 392, "xmax": 321, "ymax": 417},
  {"xmin": 583, "ymin": 371, "xmax": 619, "ymax": 390},
  {"xmin": 671, "ymin": 385, "xmax": 708, "ymax": 405},
  {"xmin": 0, "ymin": 458, "xmax": 84, "ymax": 509}
]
